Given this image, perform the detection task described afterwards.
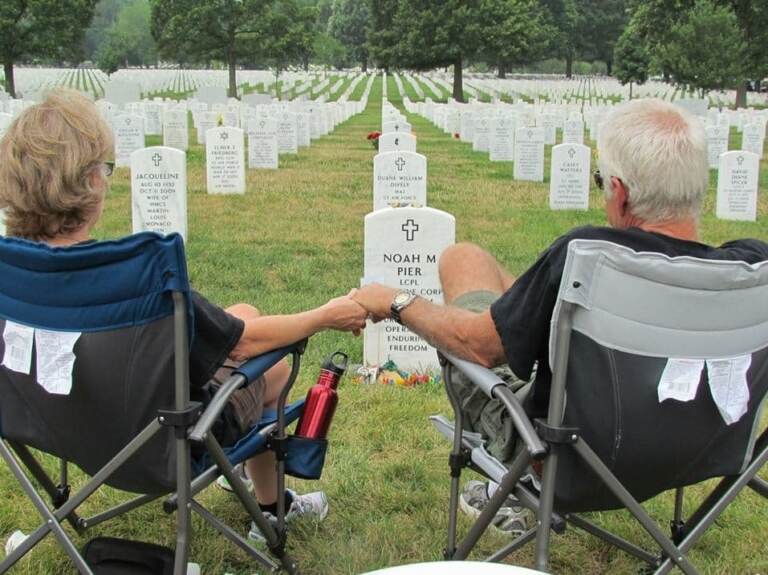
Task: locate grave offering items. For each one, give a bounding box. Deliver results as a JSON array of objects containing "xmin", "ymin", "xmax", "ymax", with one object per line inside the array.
[
  {"xmin": 113, "ymin": 114, "xmax": 146, "ymax": 168},
  {"xmin": 131, "ymin": 147, "xmax": 187, "ymax": 240},
  {"xmin": 716, "ymin": 151, "xmax": 759, "ymax": 221},
  {"xmin": 549, "ymin": 144, "xmax": 591, "ymax": 211},
  {"xmin": 163, "ymin": 109, "xmax": 189, "ymax": 151},
  {"xmin": 206, "ymin": 127, "xmax": 246, "ymax": 194},
  {"xmin": 378, "ymin": 132, "xmax": 417, "ymax": 154},
  {"xmin": 247, "ymin": 118, "xmax": 279, "ymax": 169},
  {"xmin": 373, "ymin": 151, "xmax": 427, "ymax": 211},
  {"xmin": 363, "ymin": 206, "xmax": 455, "ymax": 373},
  {"xmin": 513, "ymin": 127, "xmax": 545, "ymax": 182}
]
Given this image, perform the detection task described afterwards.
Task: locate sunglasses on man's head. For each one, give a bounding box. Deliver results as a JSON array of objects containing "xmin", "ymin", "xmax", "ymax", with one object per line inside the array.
[
  {"xmin": 103, "ymin": 161, "xmax": 115, "ymax": 177},
  {"xmin": 593, "ymin": 170, "xmax": 604, "ymax": 189}
]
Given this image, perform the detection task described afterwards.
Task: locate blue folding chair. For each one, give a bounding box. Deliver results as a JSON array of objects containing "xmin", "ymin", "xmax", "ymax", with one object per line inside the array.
[{"xmin": 0, "ymin": 232, "xmax": 326, "ymax": 574}]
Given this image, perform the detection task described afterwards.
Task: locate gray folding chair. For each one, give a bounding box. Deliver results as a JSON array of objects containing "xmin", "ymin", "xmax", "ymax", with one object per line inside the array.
[{"xmin": 432, "ymin": 239, "xmax": 768, "ymax": 573}]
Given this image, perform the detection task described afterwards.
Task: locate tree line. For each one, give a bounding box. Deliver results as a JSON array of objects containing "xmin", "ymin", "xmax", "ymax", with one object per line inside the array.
[{"xmin": 1, "ymin": 0, "xmax": 766, "ymax": 106}]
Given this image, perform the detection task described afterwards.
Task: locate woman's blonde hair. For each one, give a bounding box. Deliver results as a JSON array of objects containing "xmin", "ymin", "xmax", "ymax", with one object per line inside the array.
[{"xmin": 0, "ymin": 89, "xmax": 113, "ymax": 240}]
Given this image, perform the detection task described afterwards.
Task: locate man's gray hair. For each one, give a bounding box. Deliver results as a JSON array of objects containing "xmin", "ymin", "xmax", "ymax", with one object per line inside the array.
[{"xmin": 598, "ymin": 98, "xmax": 709, "ymax": 223}]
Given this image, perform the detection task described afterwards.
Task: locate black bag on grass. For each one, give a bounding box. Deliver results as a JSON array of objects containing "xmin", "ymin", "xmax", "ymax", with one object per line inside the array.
[{"xmin": 81, "ymin": 537, "xmax": 175, "ymax": 575}]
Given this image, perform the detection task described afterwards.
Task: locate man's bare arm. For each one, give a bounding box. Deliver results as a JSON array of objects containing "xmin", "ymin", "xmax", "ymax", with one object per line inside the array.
[{"xmin": 353, "ymin": 283, "xmax": 506, "ymax": 368}]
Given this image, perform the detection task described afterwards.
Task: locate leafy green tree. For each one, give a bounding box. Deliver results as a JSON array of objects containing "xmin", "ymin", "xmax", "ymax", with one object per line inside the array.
[
  {"xmin": 663, "ymin": 0, "xmax": 746, "ymax": 96},
  {"xmin": 313, "ymin": 32, "xmax": 347, "ymax": 70},
  {"xmin": 613, "ymin": 24, "xmax": 650, "ymax": 98},
  {"xmin": 97, "ymin": 0, "xmax": 157, "ymax": 73},
  {"xmin": 0, "ymin": 0, "xmax": 98, "ymax": 97},
  {"xmin": 263, "ymin": 0, "xmax": 317, "ymax": 92},
  {"xmin": 366, "ymin": 0, "xmax": 401, "ymax": 72},
  {"xmin": 539, "ymin": 0, "xmax": 580, "ymax": 77},
  {"xmin": 576, "ymin": 0, "xmax": 628, "ymax": 75},
  {"xmin": 327, "ymin": 0, "xmax": 370, "ymax": 70},
  {"xmin": 83, "ymin": 0, "xmax": 128, "ymax": 61},
  {"xmin": 478, "ymin": 0, "xmax": 551, "ymax": 78}
]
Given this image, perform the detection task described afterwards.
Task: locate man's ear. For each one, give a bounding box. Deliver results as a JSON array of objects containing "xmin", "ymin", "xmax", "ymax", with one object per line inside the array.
[{"xmin": 611, "ymin": 177, "xmax": 629, "ymax": 216}]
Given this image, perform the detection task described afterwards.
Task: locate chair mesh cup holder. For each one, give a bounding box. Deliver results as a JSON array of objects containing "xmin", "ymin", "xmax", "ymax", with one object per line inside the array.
[{"xmin": 283, "ymin": 435, "xmax": 329, "ymax": 480}]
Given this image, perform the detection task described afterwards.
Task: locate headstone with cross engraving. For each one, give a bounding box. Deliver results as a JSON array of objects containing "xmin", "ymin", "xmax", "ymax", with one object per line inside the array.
[
  {"xmin": 373, "ymin": 151, "xmax": 427, "ymax": 211},
  {"xmin": 205, "ymin": 126, "xmax": 246, "ymax": 194},
  {"xmin": 363, "ymin": 206, "xmax": 455, "ymax": 373},
  {"xmin": 716, "ymin": 151, "xmax": 759, "ymax": 221},
  {"xmin": 0, "ymin": 112, "xmax": 12, "ymax": 139},
  {"xmin": 549, "ymin": 143, "xmax": 591, "ymax": 211},
  {"xmin": 382, "ymin": 120, "xmax": 411, "ymax": 135},
  {"xmin": 706, "ymin": 125, "xmax": 730, "ymax": 169},
  {"xmin": 276, "ymin": 111, "xmax": 299, "ymax": 154},
  {"xmin": 163, "ymin": 109, "xmax": 189, "ymax": 151},
  {"xmin": 489, "ymin": 116, "xmax": 515, "ymax": 162},
  {"xmin": 514, "ymin": 127, "xmax": 545, "ymax": 182},
  {"xmin": 114, "ymin": 114, "xmax": 146, "ymax": 168},
  {"xmin": 131, "ymin": 146, "xmax": 187, "ymax": 240},
  {"xmin": 247, "ymin": 117, "xmax": 279, "ymax": 170},
  {"xmin": 378, "ymin": 132, "xmax": 417, "ymax": 154}
]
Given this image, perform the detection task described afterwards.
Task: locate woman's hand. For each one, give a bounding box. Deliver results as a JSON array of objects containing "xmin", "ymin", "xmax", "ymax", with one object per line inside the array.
[{"xmin": 320, "ymin": 289, "xmax": 368, "ymax": 335}]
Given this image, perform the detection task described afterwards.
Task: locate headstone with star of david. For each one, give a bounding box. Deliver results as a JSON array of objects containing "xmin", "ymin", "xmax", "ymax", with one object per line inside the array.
[
  {"xmin": 373, "ymin": 151, "xmax": 427, "ymax": 211},
  {"xmin": 130, "ymin": 146, "xmax": 187, "ymax": 240},
  {"xmin": 276, "ymin": 111, "xmax": 299, "ymax": 154},
  {"xmin": 363, "ymin": 206, "xmax": 455, "ymax": 373},
  {"xmin": 489, "ymin": 115, "xmax": 515, "ymax": 162},
  {"xmin": 113, "ymin": 114, "xmax": 146, "ymax": 168},
  {"xmin": 716, "ymin": 151, "xmax": 760, "ymax": 221},
  {"xmin": 513, "ymin": 127, "xmax": 545, "ymax": 182},
  {"xmin": 549, "ymin": 143, "xmax": 591, "ymax": 211},
  {"xmin": 246, "ymin": 117, "xmax": 279, "ymax": 170},
  {"xmin": 378, "ymin": 132, "xmax": 417, "ymax": 154},
  {"xmin": 162, "ymin": 108, "xmax": 189, "ymax": 151},
  {"xmin": 706, "ymin": 125, "xmax": 730, "ymax": 169},
  {"xmin": 205, "ymin": 126, "xmax": 246, "ymax": 194}
]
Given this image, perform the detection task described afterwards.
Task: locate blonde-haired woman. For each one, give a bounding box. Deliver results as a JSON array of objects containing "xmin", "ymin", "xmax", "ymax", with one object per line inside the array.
[{"xmin": 0, "ymin": 89, "xmax": 366, "ymax": 536}]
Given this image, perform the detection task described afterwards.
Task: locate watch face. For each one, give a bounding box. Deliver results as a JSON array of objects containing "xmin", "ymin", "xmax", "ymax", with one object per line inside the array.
[{"xmin": 394, "ymin": 292, "xmax": 412, "ymax": 306}]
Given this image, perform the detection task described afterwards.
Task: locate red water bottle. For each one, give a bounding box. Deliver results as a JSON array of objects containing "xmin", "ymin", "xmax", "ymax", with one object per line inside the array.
[{"xmin": 295, "ymin": 351, "xmax": 348, "ymax": 439}]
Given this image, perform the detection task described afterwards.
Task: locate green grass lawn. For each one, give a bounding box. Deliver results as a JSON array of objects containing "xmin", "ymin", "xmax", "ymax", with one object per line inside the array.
[{"xmin": 1, "ymin": 77, "xmax": 767, "ymax": 574}]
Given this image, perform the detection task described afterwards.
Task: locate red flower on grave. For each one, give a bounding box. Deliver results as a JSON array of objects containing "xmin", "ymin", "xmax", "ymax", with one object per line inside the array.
[
  {"xmin": 453, "ymin": 133, "xmax": 460, "ymax": 139},
  {"xmin": 366, "ymin": 131, "xmax": 382, "ymax": 141}
]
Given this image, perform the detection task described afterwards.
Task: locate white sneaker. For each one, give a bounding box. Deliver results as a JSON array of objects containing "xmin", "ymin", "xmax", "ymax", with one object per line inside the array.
[
  {"xmin": 215, "ymin": 463, "xmax": 253, "ymax": 493},
  {"xmin": 248, "ymin": 490, "xmax": 329, "ymax": 543},
  {"xmin": 459, "ymin": 480, "xmax": 530, "ymax": 536}
]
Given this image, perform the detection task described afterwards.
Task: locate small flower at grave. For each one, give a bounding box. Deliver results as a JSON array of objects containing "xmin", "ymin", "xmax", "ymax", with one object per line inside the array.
[
  {"xmin": 366, "ymin": 130, "xmax": 382, "ymax": 150},
  {"xmin": 453, "ymin": 133, "xmax": 460, "ymax": 139},
  {"xmin": 216, "ymin": 114, "xmax": 224, "ymax": 127}
]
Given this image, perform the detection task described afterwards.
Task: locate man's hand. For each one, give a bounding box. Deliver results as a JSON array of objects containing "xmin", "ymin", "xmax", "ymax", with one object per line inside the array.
[
  {"xmin": 351, "ymin": 283, "xmax": 399, "ymax": 322},
  {"xmin": 319, "ymin": 290, "xmax": 369, "ymax": 335}
]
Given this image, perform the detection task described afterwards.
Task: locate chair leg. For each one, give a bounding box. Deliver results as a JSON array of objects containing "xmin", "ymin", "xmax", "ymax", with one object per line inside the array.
[
  {"xmin": 173, "ymin": 437, "xmax": 191, "ymax": 575},
  {"xmin": 443, "ymin": 363, "xmax": 465, "ymax": 560},
  {"xmin": 534, "ymin": 444, "xmax": 560, "ymax": 573},
  {"xmin": 671, "ymin": 487, "xmax": 685, "ymax": 543},
  {"xmin": 747, "ymin": 476, "xmax": 768, "ymax": 499}
]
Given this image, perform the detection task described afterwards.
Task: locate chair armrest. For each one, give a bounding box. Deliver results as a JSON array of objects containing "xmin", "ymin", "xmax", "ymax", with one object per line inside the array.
[
  {"xmin": 442, "ymin": 351, "xmax": 547, "ymax": 460},
  {"xmin": 189, "ymin": 341, "xmax": 306, "ymax": 443}
]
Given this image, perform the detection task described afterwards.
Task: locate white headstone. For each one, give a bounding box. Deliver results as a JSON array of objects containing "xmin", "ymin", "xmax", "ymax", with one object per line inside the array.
[
  {"xmin": 131, "ymin": 147, "xmax": 187, "ymax": 240},
  {"xmin": 196, "ymin": 112, "xmax": 217, "ymax": 145},
  {"xmin": 382, "ymin": 120, "xmax": 411, "ymax": 134},
  {"xmin": 363, "ymin": 206, "xmax": 455, "ymax": 372},
  {"xmin": 741, "ymin": 124, "xmax": 765, "ymax": 157},
  {"xmin": 472, "ymin": 115, "xmax": 491, "ymax": 153},
  {"xmin": 675, "ymin": 99, "xmax": 708, "ymax": 117},
  {"xmin": 242, "ymin": 93, "xmax": 273, "ymax": 107},
  {"xmin": 489, "ymin": 116, "xmax": 515, "ymax": 162},
  {"xmin": 206, "ymin": 127, "xmax": 246, "ymax": 194},
  {"xmin": 163, "ymin": 109, "xmax": 189, "ymax": 151},
  {"xmin": 143, "ymin": 103, "xmax": 163, "ymax": 136},
  {"xmin": 562, "ymin": 119, "xmax": 584, "ymax": 145},
  {"xmin": 113, "ymin": 114, "xmax": 146, "ymax": 168},
  {"xmin": 373, "ymin": 151, "xmax": 427, "ymax": 211},
  {"xmin": 706, "ymin": 125, "xmax": 730, "ymax": 169},
  {"xmin": 513, "ymin": 127, "xmax": 545, "ymax": 182},
  {"xmin": 276, "ymin": 112, "xmax": 298, "ymax": 154},
  {"xmin": 549, "ymin": 144, "xmax": 591, "ymax": 211},
  {"xmin": 716, "ymin": 151, "xmax": 759, "ymax": 221},
  {"xmin": 247, "ymin": 117, "xmax": 279, "ymax": 170},
  {"xmin": 378, "ymin": 132, "xmax": 417, "ymax": 154},
  {"xmin": 537, "ymin": 114, "xmax": 557, "ymax": 145}
]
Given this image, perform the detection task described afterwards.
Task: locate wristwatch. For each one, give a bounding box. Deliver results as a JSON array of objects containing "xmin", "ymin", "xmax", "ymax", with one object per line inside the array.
[{"xmin": 390, "ymin": 291, "xmax": 418, "ymax": 325}]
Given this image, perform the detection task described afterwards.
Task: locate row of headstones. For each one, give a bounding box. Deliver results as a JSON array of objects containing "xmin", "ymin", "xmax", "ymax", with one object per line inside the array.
[
  {"xmin": 407, "ymin": 98, "xmax": 764, "ymax": 221},
  {"xmin": 363, "ymin": 99, "xmax": 453, "ymax": 373}
]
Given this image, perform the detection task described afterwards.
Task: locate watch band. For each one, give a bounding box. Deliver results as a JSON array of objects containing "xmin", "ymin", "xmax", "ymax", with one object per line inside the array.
[{"xmin": 390, "ymin": 291, "xmax": 418, "ymax": 325}]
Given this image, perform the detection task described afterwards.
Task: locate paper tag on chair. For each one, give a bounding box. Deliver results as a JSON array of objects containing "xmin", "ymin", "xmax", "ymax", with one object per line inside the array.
[
  {"xmin": 1, "ymin": 321, "xmax": 35, "ymax": 375},
  {"xmin": 34, "ymin": 330, "xmax": 81, "ymax": 395},
  {"xmin": 706, "ymin": 355, "xmax": 751, "ymax": 425},
  {"xmin": 658, "ymin": 358, "xmax": 705, "ymax": 403}
]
